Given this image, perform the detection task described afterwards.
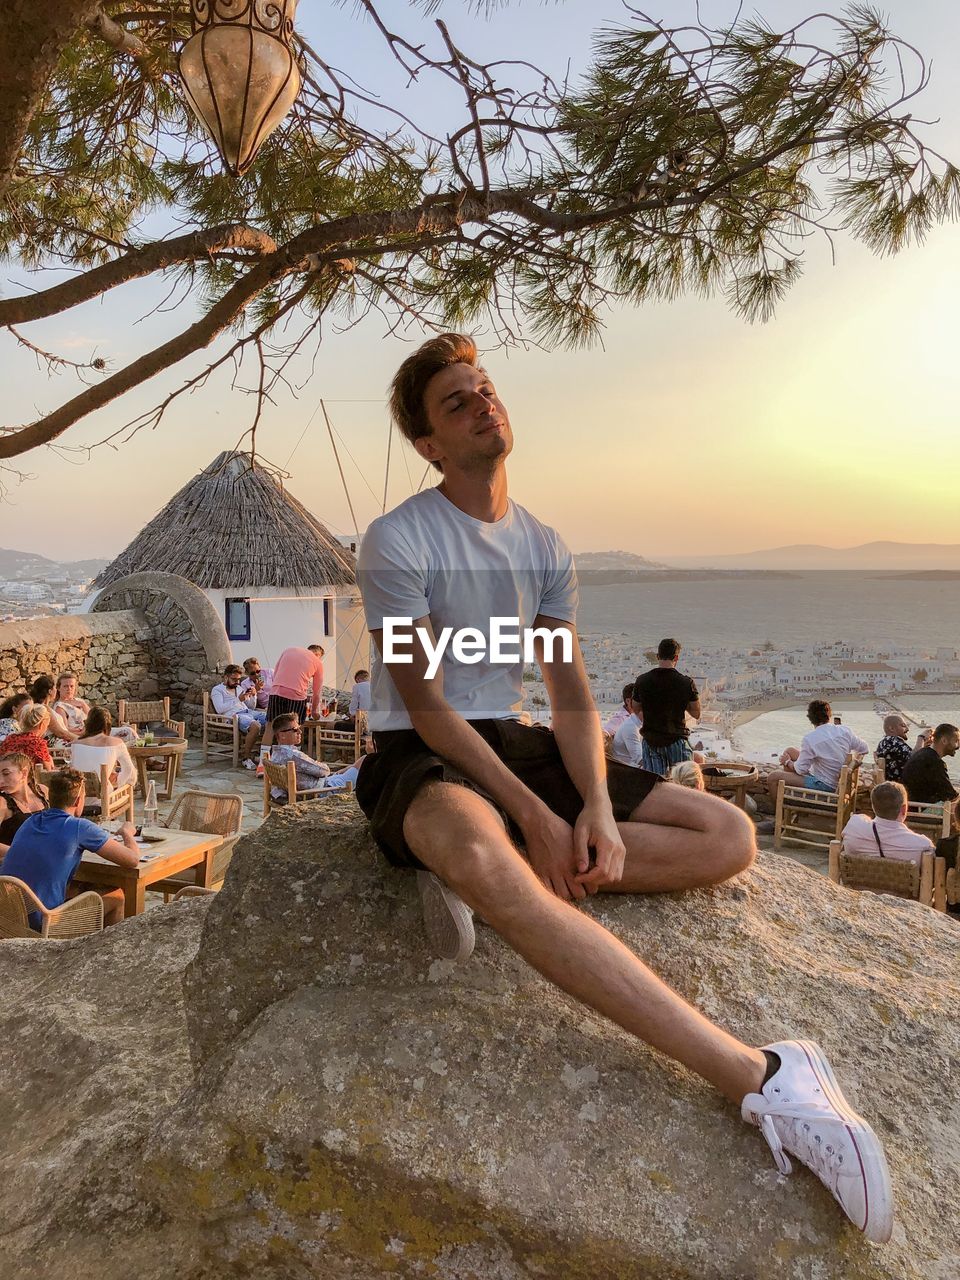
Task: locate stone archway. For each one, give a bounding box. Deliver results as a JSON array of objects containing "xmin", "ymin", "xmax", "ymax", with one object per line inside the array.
[{"xmin": 89, "ymin": 572, "xmax": 231, "ymax": 728}]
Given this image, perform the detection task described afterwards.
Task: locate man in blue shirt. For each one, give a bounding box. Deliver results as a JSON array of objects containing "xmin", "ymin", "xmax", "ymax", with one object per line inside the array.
[{"xmin": 3, "ymin": 767, "xmax": 140, "ymax": 926}]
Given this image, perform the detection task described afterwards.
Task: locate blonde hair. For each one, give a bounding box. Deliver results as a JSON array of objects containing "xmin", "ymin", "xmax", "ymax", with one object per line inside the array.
[
  {"xmin": 669, "ymin": 760, "xmax": 704, "ymax": 790},
  {"xmin": 19, "ymin": 704, "xmax": 50, "ymax": 734},
  {"xmin": 56, "ymin": 670, "xmax": 79, "ymax": 697}
]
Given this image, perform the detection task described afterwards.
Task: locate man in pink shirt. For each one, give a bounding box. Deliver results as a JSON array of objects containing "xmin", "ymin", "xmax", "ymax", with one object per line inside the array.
[{"xmin": 262, "ymin": 645, "xmax": 324, "ymax": 747}]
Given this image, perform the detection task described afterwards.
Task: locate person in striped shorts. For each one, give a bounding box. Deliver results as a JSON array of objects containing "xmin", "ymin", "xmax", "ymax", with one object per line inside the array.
[{"xmin": 632, "ymin": 638, "xmax": 700, "ymax": 776}]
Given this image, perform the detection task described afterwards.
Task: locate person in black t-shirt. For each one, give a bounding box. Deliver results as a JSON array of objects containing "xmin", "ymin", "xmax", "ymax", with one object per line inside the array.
[
  {"xmin": 901, "ymin": 723, "xmax": 959, "ymax": 810},
  {"xmin": 632, "ymin": 638, "xmax": 701, "ymax": 777}
]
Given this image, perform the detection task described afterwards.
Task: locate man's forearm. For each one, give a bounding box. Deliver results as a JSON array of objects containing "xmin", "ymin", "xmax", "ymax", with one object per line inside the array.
[
  {"xmin": 551, "ymin": 707, "xmax": 609, "ymax": 806},
  {"xmin": 410, "ymin": 704, "xmax": 546, "ymax": 826}
]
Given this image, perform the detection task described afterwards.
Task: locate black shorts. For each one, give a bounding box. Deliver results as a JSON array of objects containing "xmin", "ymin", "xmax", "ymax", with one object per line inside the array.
[
  {"xmin": 355, "ymin": 718, "xmax": 661, "ymax": 870},
  {"xmin": 265, "ymin": 694, "xmax": 308, "ymax": 726}
]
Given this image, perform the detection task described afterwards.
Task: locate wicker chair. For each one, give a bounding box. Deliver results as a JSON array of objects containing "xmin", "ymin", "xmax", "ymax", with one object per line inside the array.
[
  {"xmin": 118, "ymin": 697, "xmax": 186, "ymax": 740},
  {"xmin": 774, "ymin": 755, "xmax": 862, "ymax": 852},
  {"xmin": 202, "ymin": 691, "xmax": 240, "ymax": 767},
  {"xmin": 304, "ymin": 708, "xmax": 367, "ymax": 764},
  {"xmin": 828, "ymin": 840, "xmax": 946, "ymax": 911},
  {"xmin": 262, "ymin": 758, "xmax": 354, "ymax": 817},
  {"xmin": 36, "ymin": 763, "xmax": 135, "ymax": 825},
  {"xmin": 152, "ymin": 789, "xmax": 243, "ymax": 900},
  {"xmin": 903, "ymin": 799, "xmax": 952, "ymax": 842},
  {"xmin": 0, "ymin": 876, "xmax": 104, "ymax": 938}
]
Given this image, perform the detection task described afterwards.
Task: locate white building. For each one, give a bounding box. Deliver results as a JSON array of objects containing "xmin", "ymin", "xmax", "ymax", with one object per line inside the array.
[{"xmin": 87, "ymin": 451, "xmax": 367, "ymax": 692}]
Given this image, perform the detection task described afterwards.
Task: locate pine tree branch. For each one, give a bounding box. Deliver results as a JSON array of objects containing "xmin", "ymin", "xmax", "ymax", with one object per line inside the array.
[
  {"xmin": 0, "ymin": 224, "xmax": 278, "ymax": 325},
  {"xmin": 87, "ymin": 10, "xmax": 150, "ymax": 58},
  {"xmin": 0, "ymin": 256, "xmax": 283, "ymax": 458}
]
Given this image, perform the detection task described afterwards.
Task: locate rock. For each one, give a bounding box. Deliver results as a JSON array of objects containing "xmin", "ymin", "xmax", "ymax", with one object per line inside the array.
[
  {"xmin": 0, "ymin": 899, "xmax": 211, "ymax": 1280},
  {"xmin": 1, "ymin": 805, "xmax": 958, "ymax": 1280},
  {"xmin": 166, "ymin": 807, "xmax": 958, "ymax": 1278}
]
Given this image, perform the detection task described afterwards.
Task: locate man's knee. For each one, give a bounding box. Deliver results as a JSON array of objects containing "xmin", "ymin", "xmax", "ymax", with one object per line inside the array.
[
  {"xmin": 709, "ymin": 801, "xmax": 756, "ymax": 880},
  {"xmin": 403, "ymin": 782, "xmax": 513, "ymax": 894}
]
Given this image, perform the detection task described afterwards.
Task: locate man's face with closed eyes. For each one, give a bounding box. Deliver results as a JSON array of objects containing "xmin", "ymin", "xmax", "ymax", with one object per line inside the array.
[{"xmin": 417, "ymin": 362, "xmax": 513, "ymax": 474}]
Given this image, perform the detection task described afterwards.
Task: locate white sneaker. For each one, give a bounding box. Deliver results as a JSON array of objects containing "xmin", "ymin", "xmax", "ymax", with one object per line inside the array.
[
  {"xmin": 242, "ymin": 758, "xmax": 257, "ymax": 770},
  {"xmin": 416, "ymin": 871, "xmax": 475, "ymax": 962},
  {"xmin": 742, "ymin": 1040, "xmax": 894, "ymax": 1243}
]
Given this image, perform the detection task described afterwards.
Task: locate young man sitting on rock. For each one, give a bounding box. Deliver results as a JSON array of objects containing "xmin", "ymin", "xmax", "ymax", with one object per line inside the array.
[{"xmin": 354, "ymin": 333, "xmax": 894, "ymax": 1245}]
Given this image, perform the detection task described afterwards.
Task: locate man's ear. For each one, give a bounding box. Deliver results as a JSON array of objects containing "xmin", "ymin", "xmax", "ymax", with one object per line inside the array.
[{"xmin": 413, "ymin": 434, "xmax": 441, "ymax": 467}]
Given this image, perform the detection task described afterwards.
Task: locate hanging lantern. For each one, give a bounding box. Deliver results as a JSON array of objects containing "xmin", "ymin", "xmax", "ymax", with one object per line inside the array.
[{"xmin": 179, "ymin": 0, "xmax": 302, "ymax": 176}]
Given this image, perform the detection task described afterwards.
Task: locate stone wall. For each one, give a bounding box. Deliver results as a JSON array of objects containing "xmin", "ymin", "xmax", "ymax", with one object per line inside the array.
[
  {"xmin": 89, "ymin": 573, "xmax": 232, "ymax": 732},
  {"xmin": 0, "ymin": 611, "xmax": 158, "ymax": 709}
]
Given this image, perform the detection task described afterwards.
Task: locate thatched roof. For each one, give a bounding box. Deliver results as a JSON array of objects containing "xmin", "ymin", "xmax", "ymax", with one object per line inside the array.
[{"xmin": 93, "ymin": 452, "xmax": 355, "ymax": 591}]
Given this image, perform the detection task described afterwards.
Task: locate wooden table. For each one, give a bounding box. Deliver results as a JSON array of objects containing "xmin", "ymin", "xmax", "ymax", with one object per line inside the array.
[
  {"xmin": 127, "ymin": 740, "xmax": 188, "ymax": 800},
  {"xmin": 72, "ymin": 827, "xmax": 220, "ymax": 918},
  {"xmin": 703, "ymin": 761, "xmax": 759, "ymax": 810}
]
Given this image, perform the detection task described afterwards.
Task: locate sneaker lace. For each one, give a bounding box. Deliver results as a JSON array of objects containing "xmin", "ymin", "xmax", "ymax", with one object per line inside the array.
[{"xmin": 756, "ymin": 1101, "xmax": 848, "ymax": 1186}]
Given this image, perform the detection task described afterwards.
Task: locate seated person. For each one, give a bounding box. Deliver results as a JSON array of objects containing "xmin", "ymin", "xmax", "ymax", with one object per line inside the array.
[
  {"xmin": 841, "ymin": 781, "xmax": 934, "ymax": 865},
  {"xmin": 668, "ymin": 760, "xmax": 705, "ymax": 790},
  {"xmin": 766, "ymin": 700, "xmax": 868, "ymax": 798},
  {"xmin": 610, "ymin": 697, "xmax": 643, "ymax": 767},
  {"xmin": 29, "ymin": 675, "xmax": 78, "ymax": 743},
  {"xmin": 240, "ymin": 656, "xmax": 272, "ymax": 710},
  {"xmin": 52, "ymin": 670, "xmax": 91, "ymax": 736},
  {"xmin": 603, "ymin": 682, "xmax": 636, "ymax": 737},
  {"xmin": 901, "ymin": 723, "xmax": 959, "ymax": 808},
  {"xmin": 317, "ymin": 758, "xmax": 364, "ymax": 790},
  {"xmin": 0, "ymin": 704, "xmax": 54, "ymax": 769},
  {"xmin": 0, "ymin": 692, "xmax": 31, "ymax": 739},
  {"xmin": 268, "ymin": 713, "xmax": 331, "ymax": 800},
  {"xmin": 70, "ymin": 706, "xmax": 136, "ymax": 788},
  {"xmin": 211, "ymin": 665, "xmax": 267, "ymax": 766},
  {"xmin": 0, "ymin": 751, "xmax": 48, "ymax": 856},
  {"xmin": 336, "ymin": 669, "xmax": 372, "ymax": 729},
  {"xmin": 874, "ymin": 715, "xmax": 913, "ymax": 782},
  {"xmin": 2, "ymin": 767, "xmax": 139, "ymax": 927}
]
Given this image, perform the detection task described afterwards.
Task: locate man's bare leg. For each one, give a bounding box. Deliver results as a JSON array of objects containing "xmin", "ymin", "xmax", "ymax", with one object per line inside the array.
[
  {"xmin": 403, "ymin": 780, "xmax": 766, "ymax": 1104},
  {"xmin": 766, "ymin": 751, "xmax": 800, "ymax": 799},
  {"xmin": 608, "ymin": 785, "xmax": 756, "ymax": 893},
  {"xmin": 243, "ymin": 723, "xmax": 261, "ymax": 760}
]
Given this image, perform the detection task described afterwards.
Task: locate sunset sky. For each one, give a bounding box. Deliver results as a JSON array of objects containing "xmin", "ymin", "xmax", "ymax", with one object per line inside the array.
[{"xmin": 1, "ymin": 0, "xmax": 958, "ymax": 563}]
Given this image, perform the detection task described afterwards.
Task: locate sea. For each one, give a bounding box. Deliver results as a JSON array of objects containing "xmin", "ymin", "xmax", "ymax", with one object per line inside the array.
[{"xmin": 577, "ymin": 571, "xmax": 960, "ymax": 767}]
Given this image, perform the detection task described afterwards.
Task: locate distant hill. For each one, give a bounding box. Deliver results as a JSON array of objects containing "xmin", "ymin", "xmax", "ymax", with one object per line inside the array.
[
  {"xmin": 0, "ymin": 547, "xmax": 109, "ymax": 579},
  {"xmin": 666, "ymin": 542, "xmax": 960, "ymax": 570},
  {"xmin": 575, "ymin": 550, "xmax": 669, "ymax": 570}
]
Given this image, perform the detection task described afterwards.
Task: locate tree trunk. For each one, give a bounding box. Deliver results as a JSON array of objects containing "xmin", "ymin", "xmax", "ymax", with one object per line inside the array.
[{"xmin": 0, "ymin": 0, "xmax": 103, "ymax": 201}]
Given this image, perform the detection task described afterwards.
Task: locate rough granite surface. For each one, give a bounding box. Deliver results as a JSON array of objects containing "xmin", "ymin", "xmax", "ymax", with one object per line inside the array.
[{"xmin": 1, "ymin": 803, "xmax": 958, "ymax": 1279}]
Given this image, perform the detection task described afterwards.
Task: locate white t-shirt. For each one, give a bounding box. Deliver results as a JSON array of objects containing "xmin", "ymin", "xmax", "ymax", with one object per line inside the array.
[
  {"xmin": 841, "ymin": 814, "xmax": 934, "ymax": 865},
  {"xmin": 611, "ymin": 713, "xmax": 644, "ymax": 767},
  {"xmin": 358, "ymin": 488, "xmax": 578, "ymax": 731},
  {"xmin": 795, "ymin": 723, "xmax": 870, "ymax": 789}
]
